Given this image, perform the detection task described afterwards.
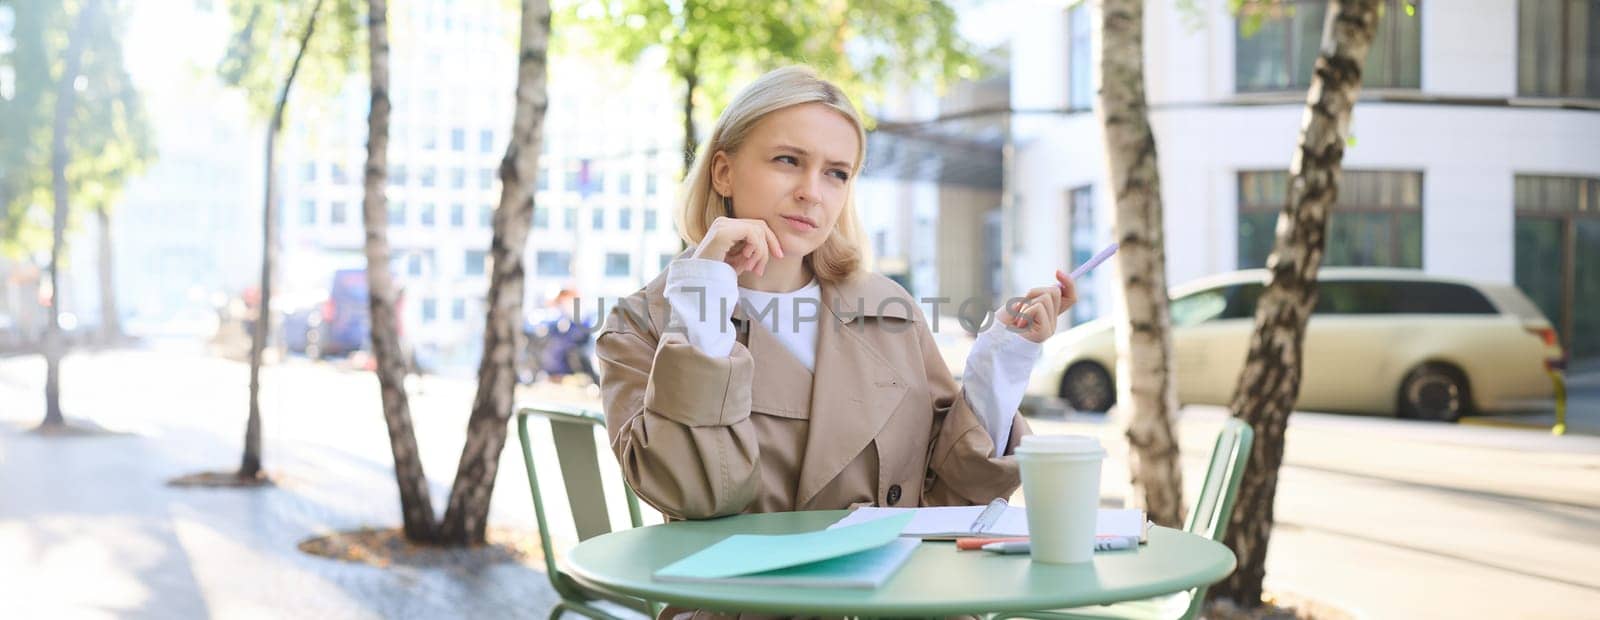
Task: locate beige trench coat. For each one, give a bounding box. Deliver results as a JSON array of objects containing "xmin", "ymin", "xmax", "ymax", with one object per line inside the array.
[{"xmin": 595, "ymin": 265, "xmax": 1030, "ymax": 619}]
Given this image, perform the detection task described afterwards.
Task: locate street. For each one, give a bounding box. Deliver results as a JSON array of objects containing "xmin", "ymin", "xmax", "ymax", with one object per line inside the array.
[{"xmin": 1, "ymin": 343, "xmax": 1597, "ymax": 618}]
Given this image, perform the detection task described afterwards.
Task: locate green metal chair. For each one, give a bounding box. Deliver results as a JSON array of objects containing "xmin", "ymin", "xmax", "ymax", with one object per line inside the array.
[
  {"xmin": 516, "ymin": 402, "xmax": 664, "ymax": 620},
  {"xmin": 992, "ymin": 418, "xmax": 1255, "ymax": 620}
]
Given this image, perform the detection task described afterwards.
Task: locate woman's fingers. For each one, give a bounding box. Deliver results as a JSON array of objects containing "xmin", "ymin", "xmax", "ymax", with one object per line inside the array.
[{"xmin": 1055, "ymin": 270, "xmax": 1078, "ymax": 310}]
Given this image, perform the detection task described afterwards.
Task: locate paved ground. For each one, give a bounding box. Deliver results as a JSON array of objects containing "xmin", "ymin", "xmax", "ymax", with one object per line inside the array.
[{"xmin": 2, "ymin": 342, "xmax": 1597, "ymax": 618}]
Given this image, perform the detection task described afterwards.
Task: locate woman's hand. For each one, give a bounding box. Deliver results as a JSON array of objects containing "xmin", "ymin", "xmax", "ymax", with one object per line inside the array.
[
  {"xmin": 691, "ymin": 216, "xmax": 785, "ymax": 276},
  {"xmin": 997, "ymin": 270, "xmax": 1079, "ymax": 344}
]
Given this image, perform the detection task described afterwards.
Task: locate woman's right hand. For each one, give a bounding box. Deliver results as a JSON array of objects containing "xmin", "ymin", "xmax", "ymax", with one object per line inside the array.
[{"xmin": 691, "ymin": 216, "xmax": 785, "ymax": 276}]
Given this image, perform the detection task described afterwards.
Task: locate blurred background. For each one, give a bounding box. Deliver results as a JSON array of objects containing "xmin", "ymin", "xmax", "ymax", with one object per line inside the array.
[{"xmin": 1, "ymin": 0, "xmax": 1597, "ymax": 618}]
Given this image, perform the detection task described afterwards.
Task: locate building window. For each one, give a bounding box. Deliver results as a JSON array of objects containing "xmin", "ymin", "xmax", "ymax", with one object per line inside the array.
[
  {"xmin": 660, "ymin": 253, "xmax": 675, "ymax": 272},
  {"xmin": 564, "ymin": 207, "xmax": 577, "ymax": 231},
  {"xmin": 422, "ymin": 297, "xmax": 437, "ymax": 322},
  {"xmin": 592, "ymin": 207, "xmax": 605, "ymax": 230},
  {"xmin": 389, "ymin": 164, "xmax": 407, "ymax": 186},
  {"xmin": 480, "ymin": 167, "xmax": 495, "ymax": 190},
  {"xmin": 644, "ymin": 209, "xmax": 658, "ymax": 231},
  {"xmin": 389, "ymin": 202, "xmax": 406, "ymax": 226},
  {"xmin": 419, "ymin": 203, "xmax": 436, "ymax": 227},
  {"xmin": 1067, "ymin": 1, "xmax": 1093, "ymax": 110},
  {"xmin": 450, "ymin": 167, "xmax": 465, "ymax": 189},
  {"xmin": 605, "ymin": 252, "xmax": 631, "ymax": 277},
  {"xmin": 645, "ymin": 174, "xmax": 658, "ymax": 196},
  {"xmin": 1518, "ymin": 0, "xmax": 1600, "ymax": 98},
  {"xmin": 1237, "ymin": 170, "xmax": 1423, "ymax": 269},
  {"xmin": 408, "ymin": 253, "xmax": 424, "ymax": 276},
  {"xmin": 480, "ymin": 129, "xmax": 495, "ymax": 153},
  {"xmin": 533, "ymin": 206, "xmax": 550, "ymax": 229},
  {"xmin": 330, "ymin": 201, "xmax": 348, "ymax": 225},
  {"xmin": 420, "ymin": 167, "xmax": 437, "ymax": 187},
  {"xmin": 450, "ymin": 203, "xmax": 465, "ymax": 228},
  {"xmin": 303, "ymin": 162, "xmax": 317, "ymax": 182},
  {"xmin": 300, "ymin": 200, "xmax": 317, "ymax": 225},
  {"xmin": 564, "ymin": 162, "xmax": 582, "ymax": 193},
  {"xmin": 619, "ymin": 172, "xmax": 633, "ymax": 194},
  {"xmin": 480, "ymin": 204, "xmax": 494, "ymax": 228},
  {"xmin": 450, "ymin": 127, "xmax": 466, "ymax": 151},
  {"xmin": 538, "ymin": 166, "xmax": 549, "ymax": 191},
  {"xmin": 619, "ymin": 208, "xmax": 632, "ymax": 231},
  {"xmin": 452, "ymin": 298, "xmax": 467, "ymax": 321},
  {"xmin": 421, "ymin": 127, "xmax": 437, "ymax": 150},
  {"xmin": 536, "ymin": 251, "xmax": 572, "ymax": 277},
  {"xmin": 465, "ymin": 249, "xmax": 488, "ymax": 276},
  {"xmin": 331, "ymin": 164, "xmax": 349, "ymax": 185},
  {"xmin": 1514, "ymin": 174, "xmax": 1600, "ymax": 359},
  {"xmin": 1067, "ymin": 186, "xmax": 1097, "ymax": 323},
  {"xmin": 1235, "ymin": 0, "xmax": 1422, "ymax": 92}
]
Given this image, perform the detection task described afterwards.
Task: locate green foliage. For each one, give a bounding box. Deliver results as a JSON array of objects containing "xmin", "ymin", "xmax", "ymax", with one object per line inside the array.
[
  {"xmin": 0, "ymin": 0, "xmax": 155, "ymax": 259},
  {"xmin": 216, "ymin": 0, "xmax": 364, "ymax": 122},
  {"xmin": 557, "ymin": 0, "xmax": 982, "ymax": 129}
]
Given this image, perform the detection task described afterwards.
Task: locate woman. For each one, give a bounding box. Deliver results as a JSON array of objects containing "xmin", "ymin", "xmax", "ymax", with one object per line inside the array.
[{"xmin": 596, "ymin": 66, "xmax": 1076, "ymax": 525}]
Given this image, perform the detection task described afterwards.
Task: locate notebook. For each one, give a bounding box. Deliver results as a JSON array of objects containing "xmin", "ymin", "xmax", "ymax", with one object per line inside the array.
[
  {"xmin": 828, "ymin": 501, "xmax": 1150, "ymax": 545},
  {"xmin": 653, "ymin": 512, "xmax": 919, "ymax": 588}
]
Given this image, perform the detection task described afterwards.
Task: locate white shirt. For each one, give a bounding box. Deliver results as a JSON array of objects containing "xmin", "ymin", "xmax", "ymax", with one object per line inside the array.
[{"xmin": 665, "ymin": 258, "xmax": 1040, "ymax": 457}]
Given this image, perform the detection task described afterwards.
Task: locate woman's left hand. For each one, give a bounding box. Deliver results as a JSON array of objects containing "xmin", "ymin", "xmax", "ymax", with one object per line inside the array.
[{"xmin": 996, "ymin": 270, "xmax": 1079, "ymax": 344}]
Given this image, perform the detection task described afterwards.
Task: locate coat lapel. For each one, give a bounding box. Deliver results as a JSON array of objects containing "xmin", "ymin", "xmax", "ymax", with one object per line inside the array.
[
  {"xmin": 737, "ymin": 313, "xmax": 814, "ymax": 417},
  {"xmin": 794, "ymin": 279, "xmax": 910, "ymax": 507}
]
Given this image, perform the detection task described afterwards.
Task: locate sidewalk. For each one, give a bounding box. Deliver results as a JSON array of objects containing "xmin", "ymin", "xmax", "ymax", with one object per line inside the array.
[{"xmin": 0, "ymin": 346, "xmax": 565, "ymax": 618}]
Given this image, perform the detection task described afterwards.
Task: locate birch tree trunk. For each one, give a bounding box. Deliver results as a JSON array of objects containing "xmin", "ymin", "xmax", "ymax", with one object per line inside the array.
[
  {"xmin": 41, "ymin": 0, "xmax": 97, "ymax": 430},
  {"xmin": 362, "ymin": 0, "xmax": 439, "ymax": 542},
  {"xmin": 438, "ymin": 0, "xmax": 550, "ymax": 545},
  {"xmin": 1209, "ymin": 0, "xmax": 1381, "ymax": 608},
  {"xmin": 1097, "ymin": 0, "xmax": 1184, "ymax": 528},
  {"xmin": 241, "ymin": 0, "xmax": 325, "ymax": 479}
]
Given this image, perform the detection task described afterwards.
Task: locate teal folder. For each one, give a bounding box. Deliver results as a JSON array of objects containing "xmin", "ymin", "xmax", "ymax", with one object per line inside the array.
[{"xmin": 653, "ymin": 512, "xmax": 918, "ymax": 588}]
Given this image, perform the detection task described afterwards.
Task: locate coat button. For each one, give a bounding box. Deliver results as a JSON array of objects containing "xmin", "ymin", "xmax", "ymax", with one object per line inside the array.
[{"xmin": 886, "ymin": 484, "xmax": 902, "ymax": 506}]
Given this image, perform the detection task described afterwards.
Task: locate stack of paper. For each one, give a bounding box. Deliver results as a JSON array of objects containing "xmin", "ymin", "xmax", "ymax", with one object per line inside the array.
[
  {"xmin": 829, "ymin": 506, "xmax": 1151, "ymax": 544},
  {"xmin": 652, "ymin": 513, "xmax": 919, "ymax": 589}
]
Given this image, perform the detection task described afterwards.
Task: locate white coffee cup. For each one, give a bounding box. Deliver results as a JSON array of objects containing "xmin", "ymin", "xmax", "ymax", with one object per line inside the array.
[{"xmin": 1016, "ymin": 434, "xmax": 1106, "ymax": 564}]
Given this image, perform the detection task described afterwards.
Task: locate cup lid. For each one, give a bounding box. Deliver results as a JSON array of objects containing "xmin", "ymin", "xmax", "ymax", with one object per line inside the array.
[{"xmin": 1016, "ymin": 434, "xmax": 1105, "ymax": 458}]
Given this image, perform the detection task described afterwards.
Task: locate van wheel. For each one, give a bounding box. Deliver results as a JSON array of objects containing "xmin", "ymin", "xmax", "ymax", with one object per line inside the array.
[
  {"xmin": 1059, "ymin": 362, "xmax": 1115, "ymax": 413},
  {"xmin": 1399, "ymin": 364, "xmax": 1469, "ymax": 422}
]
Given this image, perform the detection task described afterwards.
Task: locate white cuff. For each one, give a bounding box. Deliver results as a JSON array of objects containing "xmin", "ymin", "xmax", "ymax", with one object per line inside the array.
[
  {"xmin": 666, "ymin": 258, "xmax": 739, "ymax": 358},
  {"xmin": 964, "ymin": 321, "xmax": 1042, "ymax": 456}
]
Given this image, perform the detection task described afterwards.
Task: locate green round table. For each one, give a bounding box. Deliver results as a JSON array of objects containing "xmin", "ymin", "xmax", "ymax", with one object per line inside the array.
[{"xmin": 564, "ymin": 510, "xmax": 1236, "ymax": 616}]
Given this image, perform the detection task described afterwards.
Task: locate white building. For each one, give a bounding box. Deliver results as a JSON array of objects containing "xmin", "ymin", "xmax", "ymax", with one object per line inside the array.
[
  {"xmin": 1007, "ymin": 0, "xmax": 1600, "ymax": 361},
  {"xmin": 278, "ymin": 0, "xmax": 684, "ymax": 363}
]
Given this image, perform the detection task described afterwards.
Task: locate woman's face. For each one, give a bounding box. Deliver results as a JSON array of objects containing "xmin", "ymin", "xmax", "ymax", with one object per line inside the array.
[{"xmin": 711, "ymin": 103, "xmax": 860, "ymax": 259}]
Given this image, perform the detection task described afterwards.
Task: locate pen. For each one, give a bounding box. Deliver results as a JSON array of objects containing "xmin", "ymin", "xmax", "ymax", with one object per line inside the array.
[
  {"xmin": 980, "ymin": 538, "xmax": 1137, "ymax": 555},
  {"xmin": 1067, "ymin": 242, "xmax": 1120, "ymax": 282}
]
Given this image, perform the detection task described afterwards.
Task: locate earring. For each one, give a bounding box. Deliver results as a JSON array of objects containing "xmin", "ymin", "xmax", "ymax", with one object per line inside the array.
[{"xmin": 721, "ymin": 195, "xmax": 733, "ymax": 218}]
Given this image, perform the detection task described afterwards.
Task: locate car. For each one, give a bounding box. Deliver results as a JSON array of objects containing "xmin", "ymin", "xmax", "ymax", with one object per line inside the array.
[{"xmin": 1027, "ymin": 268, "xmax": 1566, "ymax": 422}]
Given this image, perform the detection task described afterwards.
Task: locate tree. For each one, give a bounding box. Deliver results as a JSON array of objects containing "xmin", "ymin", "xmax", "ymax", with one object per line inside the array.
[
  {"xmin": 561, "ymin": 0, "xmax": 978, "ymax": 174},
  {"xmin": 436, "ymin": 0, "xmax": 550, "ymax": 545},
  {"xmin": 210, "ymin": 0, "xmax": 360, "ymax": 482},
  {"xmin": 1097, "ymin": 0, "xmax": 1185, "ymax": 527},
  {"xmin": 360, "ymin": 0, "xmax": 437, "ymax": 541},
  {"xmin": 0, "ymin": 0, "xmax": 154, "ymax": 427},
  {"xmin": 1210, "ymin": 0, "xmax": 1382, "ymax": 608}
]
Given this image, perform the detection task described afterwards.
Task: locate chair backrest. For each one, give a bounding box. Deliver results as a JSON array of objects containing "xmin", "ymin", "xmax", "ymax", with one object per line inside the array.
[
  {"xmin": 516, "ymin": 402, "xmax": 651, "ymax": 615},
  {"xmin": 1177, "ymin": 417, "xmax": 1254, "ymax": 620}
]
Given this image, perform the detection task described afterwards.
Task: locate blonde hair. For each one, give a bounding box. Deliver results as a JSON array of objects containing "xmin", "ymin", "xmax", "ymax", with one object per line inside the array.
[{"xmin": 677, "ymin": 66, "xmax": 868, "ymax": 283}]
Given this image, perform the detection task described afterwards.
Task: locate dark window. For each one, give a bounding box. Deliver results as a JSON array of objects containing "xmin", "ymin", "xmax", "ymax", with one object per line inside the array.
[
  {"xmin": 407, "ymin": 253, "xmax": 423, "ymax": 276},
  {"xmin": 1311, "ymin": 280, "xmax": 1496, "ymax": 315},
  {"xmin": 536, "ymin": 251, "xmax": 572, "ymax": 277},
  {"xmin": 450, "ymin": 203, "xmax": 465, "ymax": 227},
  {"xmin": 592, "ymin": 208, "xmax": 605, "ymax": 230},
  {"xmin": 389, "ymin": 164, "xmax": 407, "ymax": 186},
  {"xmin": 479, "ymin": 129, "xmax": 495, "ymax": 153},
  {"xmin": 646, "ymin": 174, "xmax": 658, "ymax": 196},
  {"xmin": 480, "ymin": 204, "xmax": 494, "ymax": 228},
  {"xmin": 420, "ymin": 167, "xmax": 437, "ymax": 188},
  {"xmin": 389, "ymin": 202, "xmax": 406, "ymax": 226},
  {"xmin": 450, "ymin": 128, "xmax": 466, "ymax": 151},
  {"xmin": 1068, "ymin": 1, "xmax": 1093, "ymax": 110},
  {"xmin": 1221, "ymin": 284, "xmax": 1265, "ymax": 320},
  {"xmin": 1068, "ymin": 185, "xmax": 1097, "ymax": 322},
  {"xmin": 619, "ymin": 208, "xmax": 633, "ymax": 231},
  {"xmin": 331, "ymin": 164, "xmax": 349, "ymax": 185},
  {"xmin": 605, "ymin": 252, "xmax": 630, "ymax": 277},
  {"xmin": 564, "ymin": 207, "xmax": 577, "ymax": 231},
  {"xmin": 620, "ymin": 172, "xmax": 633, "ymax": 194},
  {"xmin": 303, "ymin": 162, "xmax": 317, "ymax": 182},
  {"xmin": 533, "ymin": 206, "xmax": 549, "ymax": 229},
  {"xmin": 538, "ymin": 167, "xmax": 549, "ymax": 191},
  {"xmin": 644, "ymin": 209, "xmax": 658, "ymax": 231},
  {"xmin": 1518, "ymin": 0, "xmax": 1600, "ymax": 98},
  {"xmin": 450, "ymin": 167, "xmax": 465, "ymax": 189},
  {"xmin": 299, "ymin": 200, "xmax": 317, "ymax": 225},
  {"xmin": 330, "ymin": 201, "xmax": 347, "ymax": 225},
  {"xmin": 1238, "ymin": 170, "xmax": 1423, "ymax": 269},
  {"xmin": 465, "ymin": 250, "xmax": 487, "ymax": 276},
  {"xmin": 452, "ymin": 298, "xmax": 466, "ymax": 321},
  {"xmin": 422, "ymin": 297, "xmax": 437, "ymax": 322},
  {"xmin": 480, "ymin": 167, "xmax": 495, "ymax": 190},
  {"xmin": 1515, "ymin": 174, "xmax": 1600, "ymax": 358},
  {"xmin": 1235, "ymin": 0, "xmax": 1422, "ymax": 92},
  {"xmin": 419, "ymin": 203, "xmax": 436, "ymax": 226}
]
